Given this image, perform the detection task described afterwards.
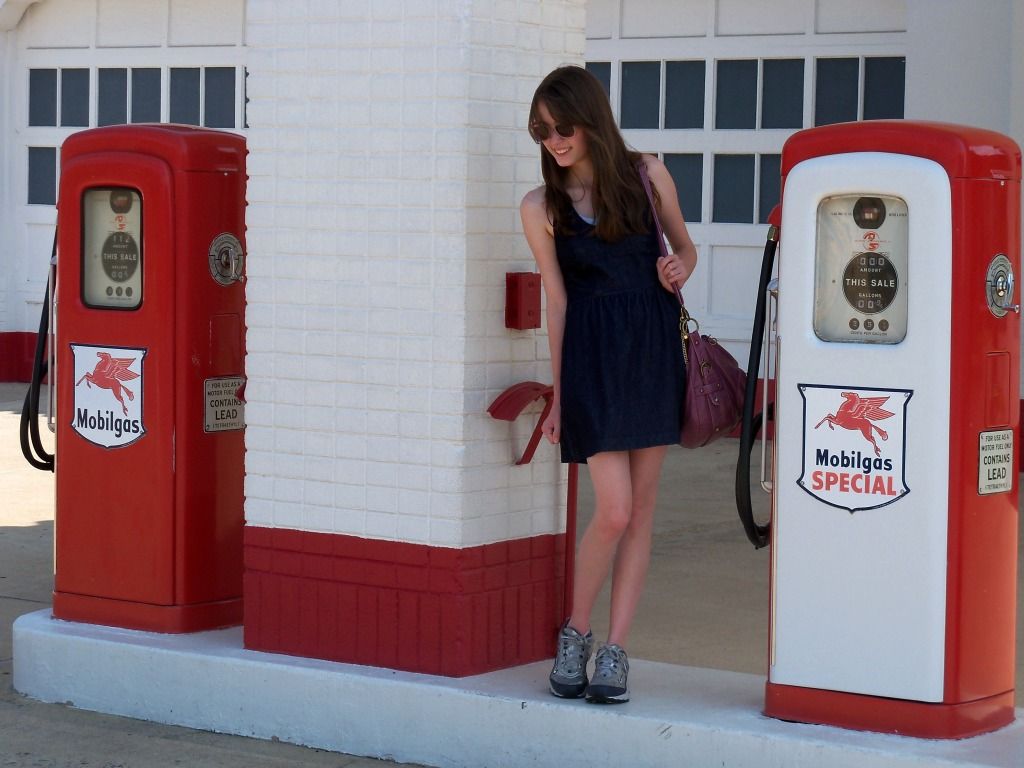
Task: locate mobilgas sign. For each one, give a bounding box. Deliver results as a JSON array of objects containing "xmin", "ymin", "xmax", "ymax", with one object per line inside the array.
[
  {"xmin": 798, "ymin": 383, "xmax": 912, "ymax": 513},
  {"xmin": 71, "ymin": 344, "xmax": 146, "ymax": 448}
]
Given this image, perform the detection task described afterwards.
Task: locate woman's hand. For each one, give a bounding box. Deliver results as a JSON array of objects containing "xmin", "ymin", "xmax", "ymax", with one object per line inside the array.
[
  {"xmin": 643, "ymin": 154, "xmax": 698, "ymax": 294},
  {"xmin": 542, "ymin": 401, "xmax": 561, "ymax": 444},
  {"xmin": 657, "ymin": 253, "xmax": 690, "ymax": 293}
]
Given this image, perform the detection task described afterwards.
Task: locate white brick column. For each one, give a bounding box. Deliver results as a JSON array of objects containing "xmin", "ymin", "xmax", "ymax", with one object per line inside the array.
[{"xmin": 242, "ymin": 0, "xmax": 585, "ymax": 675}]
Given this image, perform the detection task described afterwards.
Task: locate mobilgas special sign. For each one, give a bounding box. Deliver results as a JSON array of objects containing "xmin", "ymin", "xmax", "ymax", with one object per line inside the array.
[
  {"xmin": 71, "ymin": 344, "xmax": 146, "ymax": 448},
  {"xmin": 798, "ymin": 383, "xmax": 912, "ymax": 513}
]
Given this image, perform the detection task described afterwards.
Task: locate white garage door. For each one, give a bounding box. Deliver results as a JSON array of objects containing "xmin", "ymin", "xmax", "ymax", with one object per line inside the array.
[
  {"xmin": 585, "ymin": 0, "xmax": 907, "ymax": 363},
  {"xmin": 2, "ymin": 0, "xmax": 245, "ymax": 334}
]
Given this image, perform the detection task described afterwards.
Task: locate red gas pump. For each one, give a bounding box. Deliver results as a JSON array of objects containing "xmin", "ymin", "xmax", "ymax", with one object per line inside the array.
[
  {"xmin": 50, "ymin": 125, "xmax": 247, "ymax": 633},
  {"xmin": 738, "ymin": 121, "xmax": 1020, "ymax": 738}
]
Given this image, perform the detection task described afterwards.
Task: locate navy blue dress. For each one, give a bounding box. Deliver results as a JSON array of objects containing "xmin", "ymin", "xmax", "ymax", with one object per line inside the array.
[{"xmin": 555, "ymin": 210, "xmax": 686, "ymax": 463}]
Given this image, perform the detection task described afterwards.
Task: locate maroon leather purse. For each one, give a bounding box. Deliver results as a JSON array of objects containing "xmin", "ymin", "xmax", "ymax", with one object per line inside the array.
[{"xmin": 638, "ymin": 162, "xmax": 747, "ymax": 448}]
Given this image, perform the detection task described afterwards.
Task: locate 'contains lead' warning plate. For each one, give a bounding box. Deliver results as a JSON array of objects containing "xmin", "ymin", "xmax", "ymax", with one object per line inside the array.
[
  {"xmin": 205, "ymin": 377, "xmax": 245, "ymax": 433},
  {"xmin": 978, "ymin": 429, "xmax": 1014, "ymax": 495}
]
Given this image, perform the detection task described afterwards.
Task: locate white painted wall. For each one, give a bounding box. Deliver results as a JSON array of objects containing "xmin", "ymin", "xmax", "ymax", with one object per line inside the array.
[
  {"xmin": 0, "ymin": 22, "xmax": 15, "ymax": 335},
  {"xmin": 1015, "ymin": 2, "xmax": 1024, "ymax": 146},
  {"xmin": 904, "ymin": 0, "xmax": 1013, "ymax": 131},
  {"xmin": 243, "ymin": 1, "xmax": 584, "ymax": 547}
]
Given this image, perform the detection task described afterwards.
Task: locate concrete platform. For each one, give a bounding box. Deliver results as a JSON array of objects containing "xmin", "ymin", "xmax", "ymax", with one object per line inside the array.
[{"xmin": 14, "ymin": 609, "xmax": 1024, "ymax": 768}]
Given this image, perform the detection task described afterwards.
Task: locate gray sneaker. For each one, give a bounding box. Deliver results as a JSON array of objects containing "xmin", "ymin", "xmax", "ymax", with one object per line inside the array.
[
  {"xmin": 549, "ymin": 621, "xmax": 594, "ymax": 698},
  {"xmin": 586, "ymin": 644, "xmax": 629, "ymax": 703}
]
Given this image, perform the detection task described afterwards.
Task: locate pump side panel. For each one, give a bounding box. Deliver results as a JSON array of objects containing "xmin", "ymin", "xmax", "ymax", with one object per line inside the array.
[
  {"xmin": 771, "ymin": 153, "xmax": 952, "ymax": 702},
  {"xmin": 172, "ymin": 164, "xmax": 246, "ymax": 605},
  {"xmin": 944, "ymin": 175, "xmax": 1020, "ymax": 702}
]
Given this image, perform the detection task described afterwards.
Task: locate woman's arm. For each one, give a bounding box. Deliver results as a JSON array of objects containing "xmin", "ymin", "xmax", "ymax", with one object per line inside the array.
[
  {"xmin": 520, "ymin": 187, "xmax": 567, "ymax": 445},
  {"xmin": 642, "ymin": 154, "xmax": 698, "ymax": 293}
]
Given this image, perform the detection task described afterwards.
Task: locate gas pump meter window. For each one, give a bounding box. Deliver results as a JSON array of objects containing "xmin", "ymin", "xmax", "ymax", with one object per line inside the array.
[
  {"xmin": 813, "ymin": 194, "xmax": 909, "ymax": 343},
  {"xmin": 81, "ymin": 187, "xmax": 142, "ymax": 310}
]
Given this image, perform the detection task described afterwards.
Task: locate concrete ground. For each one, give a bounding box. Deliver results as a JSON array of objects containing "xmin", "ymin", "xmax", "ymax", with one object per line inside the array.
[{"xmin": 2, "ymin": 379, "xmax": 1022, "ymax": 766}]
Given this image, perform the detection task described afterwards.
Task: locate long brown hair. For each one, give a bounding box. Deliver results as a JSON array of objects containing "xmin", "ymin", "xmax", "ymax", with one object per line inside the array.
[{"xmin": 529, "ymin": 66, "xmax": 655, "ymax": 242}]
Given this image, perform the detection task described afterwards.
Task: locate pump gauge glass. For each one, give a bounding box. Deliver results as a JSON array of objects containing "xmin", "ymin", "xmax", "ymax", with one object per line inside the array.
[
  {"xmin": 813, "ymin": 194, "xmax": 908, "ymax": 344},
  {"xmin": 82, "ymin": 187, "xmax": 143, "ymax": 310}
]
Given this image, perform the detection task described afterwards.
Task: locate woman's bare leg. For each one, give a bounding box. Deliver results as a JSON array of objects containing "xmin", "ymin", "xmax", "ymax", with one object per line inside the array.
[
  {"xmin": 567, "ymin": 451, "xmax": 632, "ymax": 634},
  {"xmin": 607, "ymin": 445, "xmax": 667, "ymax": 647}
]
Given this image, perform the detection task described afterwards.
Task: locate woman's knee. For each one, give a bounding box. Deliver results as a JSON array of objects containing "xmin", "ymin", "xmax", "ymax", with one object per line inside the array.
[{"xmin": 592, "ymin": 501, "xmax": 632, "ymax": 539}]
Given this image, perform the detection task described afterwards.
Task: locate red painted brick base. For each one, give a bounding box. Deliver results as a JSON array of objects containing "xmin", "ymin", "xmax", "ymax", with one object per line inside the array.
[
  {"xmin": 0, "ymin": 331, "xmax": 37, "ymax": 382},
  {"xmin": 243, "ymin": 527, "xmax": 567, "ymax": 677}
]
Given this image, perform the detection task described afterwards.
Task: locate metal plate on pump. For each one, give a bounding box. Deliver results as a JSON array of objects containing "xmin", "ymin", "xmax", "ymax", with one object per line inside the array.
[
  {"xmin": 978, "ymin": 429, "xmax": 1014, "ymax": 494},
  {"xmin": 798, "ymin": 383, "xmax": 912, "ymax": 512},
  {"xmin": 204, "ymin": 376, "xmax": 245, "ymax": 432},
  {"xmin": 70, "ymin": 343, "xmax": 146, "ymax": 447},
  {"xmin": 82, "ymin": 188, "xmax": 143, "ymax": 309},
  {"xmin": 813, "ymin": 195, "xmax": 909, "ymax": 343},
  {"xmin": 208, "ymin": 232, "xmax": 244, "ymax": 285},
  {"xmin": 985, "ymin": 253, "xmax": 1018, "ymax": 317}
]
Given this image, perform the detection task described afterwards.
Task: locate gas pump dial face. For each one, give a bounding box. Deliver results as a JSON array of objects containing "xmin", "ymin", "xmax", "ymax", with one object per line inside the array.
[
  {"xmin": 82, "ymin": 187, "xmax": 142, "ymax": 309},
  {"xmin": 813, "ymin": 194, "xmax": 909, "ymax": 343},
  {"xmin": 842, "ymin": 253, "xmax": 898, "ymax": 314},
  {"xmin": 101, "ymin": 231, "xmax": 140, "ymax": 283}
]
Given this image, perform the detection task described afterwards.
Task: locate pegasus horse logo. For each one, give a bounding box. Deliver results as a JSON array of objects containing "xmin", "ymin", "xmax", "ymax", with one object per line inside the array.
[
  {"xmin": 76, "ymin": 351, "xmax": 139, "ymax": 416},
  {"xmin": 814, "ymin": 391, "xmax": 894, "ymax": 457}
]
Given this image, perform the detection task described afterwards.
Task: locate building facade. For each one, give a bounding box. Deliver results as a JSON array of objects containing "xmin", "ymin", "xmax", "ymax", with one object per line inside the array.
[{"xmin": 1, "ymin": 0, "xmax": 1022, "ymax": 673}]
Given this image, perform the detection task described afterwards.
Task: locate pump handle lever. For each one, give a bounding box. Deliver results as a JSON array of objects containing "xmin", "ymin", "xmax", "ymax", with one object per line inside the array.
[{"xmin": 734, "ymin": 221, "xmax": 777, "ymax": 549}]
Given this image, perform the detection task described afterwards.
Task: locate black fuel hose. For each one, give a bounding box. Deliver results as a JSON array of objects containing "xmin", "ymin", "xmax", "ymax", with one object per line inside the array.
[
  {"xmin": 734, "ymin": 225, "xmax": 778, "ymax": 549},
  {"xmin": 20, "ymin": 237, "xmax": 55, "ymax": 472}
]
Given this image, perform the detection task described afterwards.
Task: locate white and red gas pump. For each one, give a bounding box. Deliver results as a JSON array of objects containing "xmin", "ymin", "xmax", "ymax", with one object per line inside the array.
[
  {"xmin": 22, "ymin": 124, "xmax": 248, "ymax": 633},
  {"xmin": 737, "ymin": 121, "xmax": 1020, "ymax": 739}
]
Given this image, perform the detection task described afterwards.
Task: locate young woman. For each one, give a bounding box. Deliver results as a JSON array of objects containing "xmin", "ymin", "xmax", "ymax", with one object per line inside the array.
[{"xmin": 520, "ymin": 66, "xmax": 697, "ymax": 703}]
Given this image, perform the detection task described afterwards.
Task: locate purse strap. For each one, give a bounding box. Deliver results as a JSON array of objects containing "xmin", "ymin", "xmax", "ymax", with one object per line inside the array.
[
  {"xmin": 637, "ymin": 160, "xmax": 686, "ymax": 311},
  {"xmin": 637, "ymin": 160, "xmax": 696, "ymax": 366}
]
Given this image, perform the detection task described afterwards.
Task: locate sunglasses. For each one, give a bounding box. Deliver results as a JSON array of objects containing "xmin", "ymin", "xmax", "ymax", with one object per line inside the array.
[{"xmin": 529, "ymin": 121, "xmax": 577, "ymax": 143}]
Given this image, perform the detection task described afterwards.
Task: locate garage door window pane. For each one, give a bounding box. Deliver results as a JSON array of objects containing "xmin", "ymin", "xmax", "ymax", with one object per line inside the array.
[
  {"xmin": 29, "ymin": 69, "xmax": 57, "ymax": 127},
  {"xmin": 204, "ymin": 67, "xmax": 236, "ymax": 128},
  {"xmin": 132, "ymin": 68, "xmax": 161, "ymax": 123},
  {"xmin": 28, "ymin": 147, "xmax": 57, "ymax": 205},
  {"xmin": 762, "ymin": 59, "xmax": 803, "ymax": 129},
  {"xmin": 621, "ymin": 61, "xmax": 661, "ymax": 129},
  {"xmin": 713, "ymin": 154, "xmax": 754, "ymax": 223},
  {"xmin": 864, "ymin": 57, "xmax": 905, "ymax": 120},
  {"xmin": 170, "ymin": 67, "xmax": 200, "ymax": 125},
  {"xmin": 759, "ymin": 154, "xmax": 781, "ymax": 224},
  {"xmin": 98, "ymin": 68, "xmax": 128, "ymax": 126},
  {"xmin": 586, "ymin": 61, "xmax": 611, "ymax": 100},
  {"xmin": 665, "ymin": 61, "xmax": 704, "ymax": 129},
  {"xmin": 715, "ymin": 60, "xmax": 756, "ymax": 129},
  {"xmin": 60, "ymin": 69, "xmax": 90, "ymax": 127},
  {"xmin": 664, "ymin": 154, "xmax": 703, "ymax": 223},
  {"xmin": 815, "ymin": 58, "xmax": 859, "ymax": 126}
]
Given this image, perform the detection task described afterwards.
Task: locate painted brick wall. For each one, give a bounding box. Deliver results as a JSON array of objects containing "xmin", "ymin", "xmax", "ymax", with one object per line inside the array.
[
  {"xmin": 244, "ymin": 0, "xmax": 584, "ymax": 548},
  {"xmin": 243, "ymin": 526, "xmax": 566, "ymax": 676}
]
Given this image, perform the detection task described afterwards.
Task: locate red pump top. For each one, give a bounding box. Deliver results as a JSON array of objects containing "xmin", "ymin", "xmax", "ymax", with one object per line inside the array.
[
  {"xmin": 781, "ymin": 120, "xmax": 1021, "ymax": 182},
  {"xmin": 61, "ymin": 124, "xmax": 245, "ymax": 173}
]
